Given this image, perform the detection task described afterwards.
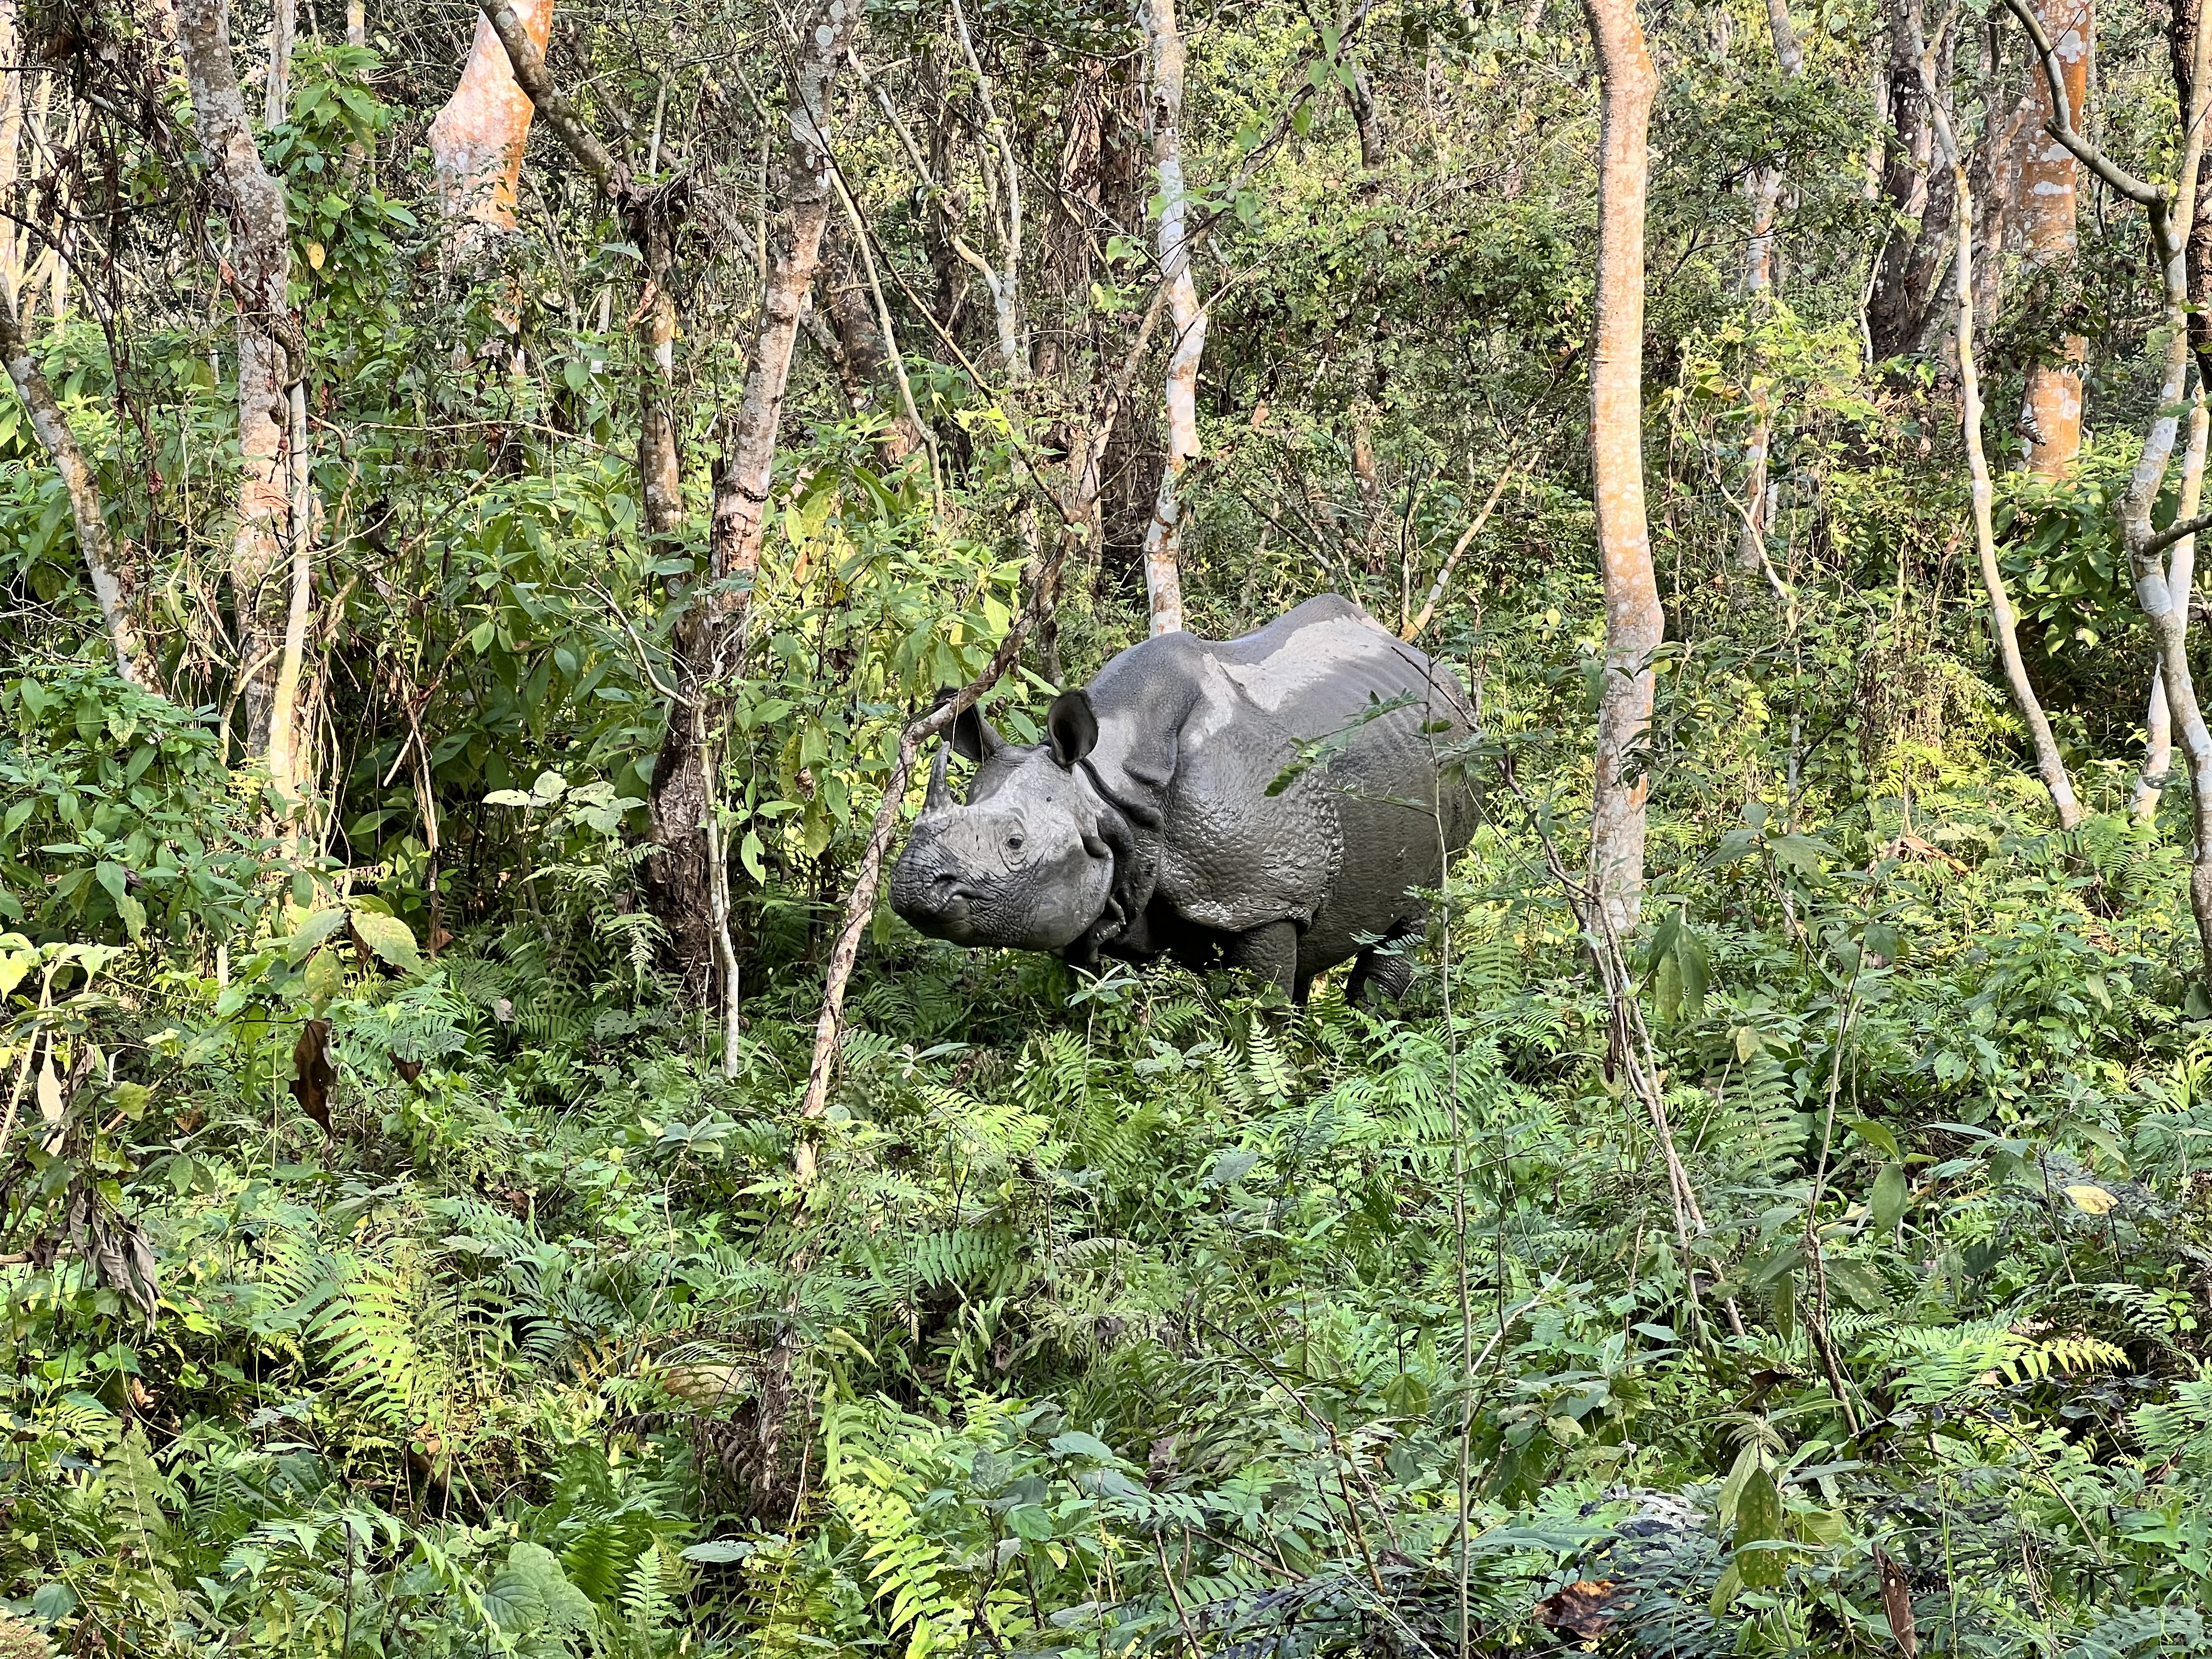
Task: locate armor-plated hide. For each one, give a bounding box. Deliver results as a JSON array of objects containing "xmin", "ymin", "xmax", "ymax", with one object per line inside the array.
[{"xmin": 889, "ymin": 596, "xmax": 1480, "ymax": 1002}]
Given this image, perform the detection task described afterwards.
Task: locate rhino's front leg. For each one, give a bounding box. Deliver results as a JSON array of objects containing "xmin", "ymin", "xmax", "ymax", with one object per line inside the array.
[{"xmin": 1226, "ymin": 919, "xmax": 1302, "ymax": 1002}]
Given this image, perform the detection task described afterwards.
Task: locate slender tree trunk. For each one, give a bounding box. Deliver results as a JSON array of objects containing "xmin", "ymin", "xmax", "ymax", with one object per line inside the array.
[
  {"xmin": 0, "ymin": 1, "xmax": 24, "ymax": 307},
  {"xmin": 2171, "ymin": 0, "xmax": 2212, "ymax": 382},
  {"xmin": 1735, "ymin": 0, "xmax": 1804, "ymax": 589},
  {"xmin": 2018, "ymin": 0, "xmax": 2090, "ymax": 473},
  {"xmin": 1921, "ymin": 12, "xmax": 2085, "ymax": 832},
  {"xmin": 0, "ymin": 287, "xmax": 156, "ymax": 690},
  {"xmin": 430, "ymin": 0, "xmax": 554, "ymax": 239},
  {"xmin": 814, "ymin": 221, "xmax": 919, "ymax": 462},
  {"xmin": 2112, "ymin": 0, "xmax": 2212, "ymax": 958},
  {"xmin": 474, "ymin": 2, "xmax": 682, "ymax": 545},
  {"xmin": 340, "ymin": 0, "xmax": 370, "ymax": 183},
  {"xmin": 2134, "ymin": 391, "xmax": 2207, "ymax": 820},
  {"xmin": 1340, "ymin": 0, "xmax": 1387, "ymax": 179},
  {"xmin": 647, "ymin": 0, "xmax": 863, "ymax": 994},
  {"xmin": 1138, "ymin": 0, "xmax": 1205, "ymax": 636},
  {"xmin": 176, "ymin": 0, "xmax": 312, "ymax": 798},
  {"xmin": 637, "ymin": 210, "xmax": 683, "ymax": 537},
  {"xmin": 1583, "ymin": 0, "xmax": 1662, "ymax": 934},
  {"xmin": 1868, "ymin": 0, "xmax": 1956, "ymax": 360},
  {"xmin": 264, "ymin": 0, "xmax": 297, "ymax": 126},
  {"xmin": 13, "ymin": 67, "xmax": 47, "ymax": 326},
  {"xmin": 950, "ymin": 0, "xmax": 1029, "ymax": 382}
]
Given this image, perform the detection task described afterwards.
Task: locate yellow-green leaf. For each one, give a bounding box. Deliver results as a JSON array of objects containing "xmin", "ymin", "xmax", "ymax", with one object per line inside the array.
[
  {"xmin": 351, "ymin": 910, "xmax": 421, "ymax": 974},
  {"xmin": 2064, "ymin": 1184, "xmax": 2117, "ymax": 1217}
]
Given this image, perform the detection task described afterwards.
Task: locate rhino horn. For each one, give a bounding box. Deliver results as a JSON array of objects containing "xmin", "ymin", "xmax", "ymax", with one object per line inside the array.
[{"xmin": 922, "ymin": 741, "xmax": 957, "ymax": 816}]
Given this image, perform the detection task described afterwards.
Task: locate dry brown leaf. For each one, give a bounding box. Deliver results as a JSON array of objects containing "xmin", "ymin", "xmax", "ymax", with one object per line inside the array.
[
  {"xmin": 1877, "ymin": 1549, "xmax": 1917, "ymax": 1656},
  {"xmin": 1533, "ymin": 1579, "xmax": 1626, "ymax": 1644},
  {"xmin": 1887, "ymin": 832, "xmax": 1967, "ymax": 874},
  {"xmin": 291, "ymin": 1019, "xmax": 335, "ymax": 1136}
]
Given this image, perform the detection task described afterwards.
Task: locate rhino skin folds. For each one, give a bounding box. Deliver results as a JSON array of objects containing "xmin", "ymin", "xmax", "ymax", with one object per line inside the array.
[{"xmin": 889, "ymin": 595, "xmax": 1481, "ymax": 1005}]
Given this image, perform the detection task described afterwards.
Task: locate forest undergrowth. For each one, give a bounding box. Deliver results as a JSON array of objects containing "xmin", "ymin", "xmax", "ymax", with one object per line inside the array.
[
  {"xmin": 8, "ymin": 0, "xmax": 2212, "ymax": 1649},
  {"xmin": 7, "ymin": 584, "xmax": 2211, "ymax": 1658}
]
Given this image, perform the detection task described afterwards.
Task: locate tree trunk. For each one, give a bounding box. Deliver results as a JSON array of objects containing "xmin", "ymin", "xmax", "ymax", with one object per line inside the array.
[
  {"xmin": 647, "ymin": 0, "xmax": 863, "ymax": 996},
  {"xmin": 815, "ymin": 221, "xmax": 918, "ymax": 462},
  {"xmin": 949, "ymin": 0, "xmax": 1029, "ymax": 382},
  {"xmin": 637, "ymin": 208, "xmax": 683, "ymax": 537},
  {"xmin": 1583, "ymin": 0, "xmax": 1661, "ymax": 935},
  {"xmin": 0, "ymin": 1, "xmax": 24, "ymax": 306},
  {"xmin": 12, "ymin": 67, "xmax": 47, "ymax": 326},
  {"xmin": 1138, "ymin": 0, "xmax": 1205, "ymax": 636},
  {"xmin": 1867, "ymin": 0, "xmax": 1955, "ymax": 361},
  {"xmin": 175, "ymin": 0, "xmax": 311, "ymax": 798},
  {"xmin": 2115, "ymin": 0, "xmax": 2212, "ymax": 961},
  {"xmin": 1735, "ymin": 0, "xmax": 1803, "ymax": 589},
  {"xmin": 0, "ymin": 286, "xmax": 156, "ymax": 690},
  {"xmin": 2171, "ymin": 0, "xmax": 2212, "ymax": 382},
  {"xmin": 473, "ymin": 3, "xmax": 683, "ymax": 544},
  {"xmin": 430, "ymin": 0, "xmax": 554, "ymax": 238},
  {"xmin": 2017, "ymin": 0, "xmax": 2089, "ymax": 473},
  {"xmin": 1339, "ymin": 0, "xmax": 1387, "ymax": 180},
  {"xmin": 2133, "ymin": 391, "xmax": 2206, "ymax": 820},
  {"xmin": 1920, "ymin": 10, "xmax": 2085, "ymax": 831},
  {"xmin": 264, "ymin": 0, "xmax": 297, "ymax": 126}
]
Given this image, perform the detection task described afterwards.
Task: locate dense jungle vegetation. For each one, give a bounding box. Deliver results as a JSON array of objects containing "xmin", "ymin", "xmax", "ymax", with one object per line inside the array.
[{"xmin": 5, "ymin": 0, "xmax": 2212, "ymax": 1650}]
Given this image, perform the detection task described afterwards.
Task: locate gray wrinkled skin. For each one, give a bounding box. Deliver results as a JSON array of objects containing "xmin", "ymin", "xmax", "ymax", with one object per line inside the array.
[{"xmin": 889, "ymin": 595, "xmax": 1481, "ymax": 1003}]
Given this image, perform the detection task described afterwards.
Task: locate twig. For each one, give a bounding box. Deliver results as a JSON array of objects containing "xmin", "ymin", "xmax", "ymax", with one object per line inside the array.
[{"xmin": 1402, "ymin": 460, "xmax": 1519, "ymax": 642}]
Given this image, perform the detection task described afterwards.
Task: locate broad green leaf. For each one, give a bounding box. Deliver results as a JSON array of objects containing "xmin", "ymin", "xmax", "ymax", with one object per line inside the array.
[
  {"xmin": 284, "ymin": 907, "xmax": 352, "ymax": 965},
  {"xmin": 1842, "ymin": 1116, "xmax": 1901, "ymax": 1160},
  {"xmin": 1824, "ymin": 1257, "xmax": 1888, "ymax": 1311},
  {"xmin": 351, "ymin": 910, "xmax": 421, "ymax": 974},
  {"xmin": 1870, "ymin": 1161, "xmax": 1908, "ymax": 1233}
]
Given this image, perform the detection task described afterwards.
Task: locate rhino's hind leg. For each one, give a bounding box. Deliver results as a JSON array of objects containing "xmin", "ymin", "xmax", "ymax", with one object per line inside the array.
[{"xmin": 1345, "ymin": 916, "xmax": 1424, "ymax": 1007}]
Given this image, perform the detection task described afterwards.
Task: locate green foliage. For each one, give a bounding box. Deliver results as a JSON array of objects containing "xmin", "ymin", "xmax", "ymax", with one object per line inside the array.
[
  {"xmin": 0, "ymin": 665, "xmax": 281, "ymax": 945},
  {"xmin": 9, "ymin": 0, "xmax": 2212, "ymax": 1651}
]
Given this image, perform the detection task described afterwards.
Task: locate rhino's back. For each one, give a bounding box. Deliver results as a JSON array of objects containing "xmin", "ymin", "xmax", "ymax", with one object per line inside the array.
[
  {"xmin": 1205, "ymin": 594, "xmax": 1466, "ymax": 730},
  {"xmin": 1081, "ymin": 596, "xmax": 1477, "ymax": 948},
  {"xmin": 1209, "ymin": 599, "xmax": 1481, "ymax": 974}
]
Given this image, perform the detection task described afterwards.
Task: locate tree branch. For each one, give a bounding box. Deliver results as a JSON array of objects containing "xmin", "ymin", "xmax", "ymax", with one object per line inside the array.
[
  {"xmin": 0, "ymin": 286, "xmax": 156, "ymax": 692},
  {"xmin": 2145, "ymin": 507, "xmax": 2212, "ymax": 563}
]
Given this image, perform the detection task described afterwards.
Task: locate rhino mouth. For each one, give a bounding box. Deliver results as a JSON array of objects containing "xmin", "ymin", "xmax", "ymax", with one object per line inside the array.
[{"xmin": 898, "ymin": 872, "xmax": 988, "ymax": 943}]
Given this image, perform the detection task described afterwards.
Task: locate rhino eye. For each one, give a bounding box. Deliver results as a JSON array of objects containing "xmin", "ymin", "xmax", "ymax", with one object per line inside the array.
[{"xmin": 1006, "ymin": 834, "xmax": 1025, "ymax": 851}]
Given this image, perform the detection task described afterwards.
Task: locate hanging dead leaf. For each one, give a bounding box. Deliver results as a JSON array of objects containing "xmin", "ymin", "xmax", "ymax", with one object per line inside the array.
[
  {"xmin": 66, "ymin": 1187, "xmax": 161, "ymax": 1329},
  {"xmin": 1876, "ymin": 1549, "xmax": 1917, "ymax": 1656},
  {"xmin": 391, "ymin": 1053, "xmax": 424, "ymax": 1084},
  {"xmin": 1533, "ymin": 1579, "xmax": 1626, "ymax": 1644},
  {"xmin": 1885, "ymin": 832, "xmax": 1967, "ymax": 874},
  {"xmin": 291, "ymin": 1020, "xmax": 336, "ymax": 1136}
]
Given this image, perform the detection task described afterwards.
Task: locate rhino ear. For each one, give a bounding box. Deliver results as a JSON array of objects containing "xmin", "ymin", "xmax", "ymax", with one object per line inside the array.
[
  {"xmin": 951, "ymin": 702, "xmax": 1002, "ymax": 763},
  {"xmin": 1046, "ymin": 690, "xmax": 1099, "ymax": 769}
]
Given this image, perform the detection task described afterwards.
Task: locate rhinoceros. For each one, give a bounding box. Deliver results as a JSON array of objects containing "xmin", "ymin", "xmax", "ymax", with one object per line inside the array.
[{"xmin": 889, "ymin": 596, "xmax": 1481, "ymax": 1003}]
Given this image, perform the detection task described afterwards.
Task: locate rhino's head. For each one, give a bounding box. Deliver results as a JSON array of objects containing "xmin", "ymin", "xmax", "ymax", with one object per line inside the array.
[{"xmin": 890, "ymin": 692, "xmax": 1115, "ymax": 953}]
